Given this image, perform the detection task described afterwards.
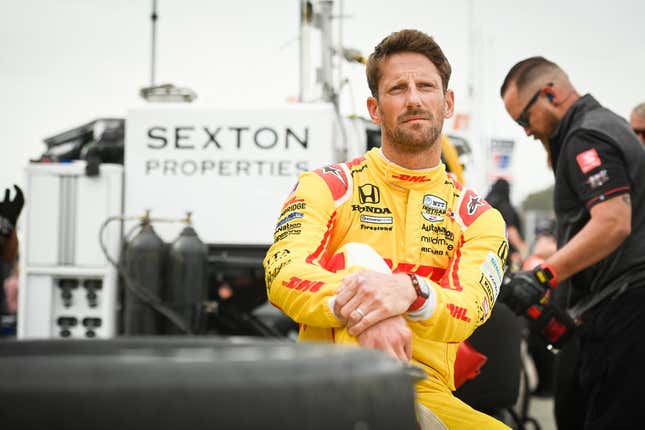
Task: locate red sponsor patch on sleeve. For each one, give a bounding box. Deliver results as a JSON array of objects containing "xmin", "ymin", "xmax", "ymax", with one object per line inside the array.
[
  {"xmin": 458, "ymin": 189, "xmax": 491, "ymax": 228},
  {"xmin": 576, "ymin": 148, "xmax": 602, "ymax": 174},
  {"xmin": 314, "ymin": 164, "xmax": 349, "ymax": 201}
]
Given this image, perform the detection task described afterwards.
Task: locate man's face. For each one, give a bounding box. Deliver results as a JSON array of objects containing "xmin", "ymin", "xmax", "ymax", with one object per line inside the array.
[
  {"xmin": 503, "ymin": 83, "xmax": 559, "ymax": 147},
  {"xmin": 367, "ymin": 52, "xmax": 453, "ymax": 152},
  {"xmin": 630, "ymin": 112, "xmax": 645, "ymax": 145}
]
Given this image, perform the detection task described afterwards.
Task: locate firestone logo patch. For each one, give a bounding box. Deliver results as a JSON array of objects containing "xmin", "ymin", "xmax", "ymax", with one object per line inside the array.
[{"xmin": 421, "ymin": 194, "xmax": 447, "ymax": 222}]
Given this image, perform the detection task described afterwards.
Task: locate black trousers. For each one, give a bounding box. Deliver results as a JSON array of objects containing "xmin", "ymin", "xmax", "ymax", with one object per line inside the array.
[{"xmin": 555, "ymin": 287, "xmax": 645, "ymax": 430}]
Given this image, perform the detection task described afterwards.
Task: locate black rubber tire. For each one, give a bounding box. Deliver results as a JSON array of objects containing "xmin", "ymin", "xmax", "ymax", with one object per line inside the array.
[{"xmin": 0, "ymin": 337, "xmax": 418, "ymax": 430}]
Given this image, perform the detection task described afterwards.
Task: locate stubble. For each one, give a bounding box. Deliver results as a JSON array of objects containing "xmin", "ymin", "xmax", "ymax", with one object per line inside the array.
[{"xmin": 383, "ymin": 109, "xmax": 442, "ymax": 153}]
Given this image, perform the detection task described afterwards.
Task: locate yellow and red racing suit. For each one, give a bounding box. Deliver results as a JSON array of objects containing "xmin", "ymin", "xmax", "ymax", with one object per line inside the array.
[{"xmin": 264, "ymin": 148, "xmax": 508, "ymax": 428}]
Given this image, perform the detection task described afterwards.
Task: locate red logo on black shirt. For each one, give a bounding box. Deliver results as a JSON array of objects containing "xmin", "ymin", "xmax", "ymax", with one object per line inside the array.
[{"xmin": 576, "ymin": 148, "xmax": 602, "ymax": 173}]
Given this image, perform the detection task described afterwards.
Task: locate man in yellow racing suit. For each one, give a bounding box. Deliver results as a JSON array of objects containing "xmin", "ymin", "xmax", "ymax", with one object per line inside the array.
[{"xmin": 263, "ymin": 29, "xmax": 508, "ymax": 429}]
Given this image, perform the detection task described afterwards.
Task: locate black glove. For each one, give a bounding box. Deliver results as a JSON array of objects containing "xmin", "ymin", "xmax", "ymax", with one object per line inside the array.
[
  {"xmin": 0, "ymin": 185, "xmax": 25, "ymax": 237},
  {"xmin": 499, "ymin": 264, "xmax": 557, "ymax": 315}
]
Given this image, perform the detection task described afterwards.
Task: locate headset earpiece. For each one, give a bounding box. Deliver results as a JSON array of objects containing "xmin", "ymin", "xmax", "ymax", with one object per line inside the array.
[{"xmin": 546, "ymin": 92, "xmax": 554, "ymax": 103}]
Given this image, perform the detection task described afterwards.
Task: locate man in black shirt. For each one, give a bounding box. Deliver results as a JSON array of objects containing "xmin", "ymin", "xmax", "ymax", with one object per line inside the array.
[{"xmin": 499, "ymin": 57, "xmax": 645, "ymax": 429}]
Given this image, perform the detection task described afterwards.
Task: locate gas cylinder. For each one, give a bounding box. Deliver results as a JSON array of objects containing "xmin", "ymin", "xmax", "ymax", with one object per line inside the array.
[
  {"xmin": 164, "ymin": 224, "xmax": 208, "ymax": 334},
  {"xmin": 124, "ymin": 222, "xmax": 166, "ymax": 335}
]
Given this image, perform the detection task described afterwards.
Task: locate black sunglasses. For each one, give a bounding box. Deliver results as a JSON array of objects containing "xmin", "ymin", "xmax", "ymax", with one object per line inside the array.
[
  {"xmin": 515, "ymin": 83, "xmax": 554, "ymax": 128},
  {"xmin": 515, "ymin": 89, "xmax": 541, "ymax": 128}
]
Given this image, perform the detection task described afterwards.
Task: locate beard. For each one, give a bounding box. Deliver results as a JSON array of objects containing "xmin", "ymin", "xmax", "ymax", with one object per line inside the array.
[
  {"xmin": 535, "ymin": 110, "xmax": 560, "ymax": 170},
  {"xmin": 382, "ymin": 109, "xmax": 442, "ymax": 152}
]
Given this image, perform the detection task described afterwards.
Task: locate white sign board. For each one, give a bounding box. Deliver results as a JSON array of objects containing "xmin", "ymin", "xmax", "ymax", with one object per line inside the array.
[
  {"xmin": 125, "ymin": 104, "xmax": 336, "ymax": 245},
  {"xmin": 488, "ymin": 138, "xmax": 515, "ymax": 182}
]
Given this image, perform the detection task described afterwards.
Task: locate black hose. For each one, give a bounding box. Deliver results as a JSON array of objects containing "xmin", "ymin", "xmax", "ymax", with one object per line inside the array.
[{"xmin": 98, "ymin": 216, "xmax": 193, "ymax": 335}]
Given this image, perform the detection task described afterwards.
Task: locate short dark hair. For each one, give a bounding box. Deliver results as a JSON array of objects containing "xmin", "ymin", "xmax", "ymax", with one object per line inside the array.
[
  {"xmin": 366, "ymin": 29, "xmax": 451, "ymax": 98},
  {"xmin": 500, "ymin": 56, "xmax": 560, "ymax": 97}
]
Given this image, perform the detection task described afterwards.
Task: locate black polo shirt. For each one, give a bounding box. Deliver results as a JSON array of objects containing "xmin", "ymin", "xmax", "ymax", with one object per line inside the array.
[{"xmin": 549, "ymin": 95, "xmax": 645, "ymax": 307}]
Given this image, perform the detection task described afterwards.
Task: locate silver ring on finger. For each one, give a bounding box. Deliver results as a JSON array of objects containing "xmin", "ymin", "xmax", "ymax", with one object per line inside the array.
[{"xmin": 356, "ymin": 307, "xmax": 365, "ymax": 319}]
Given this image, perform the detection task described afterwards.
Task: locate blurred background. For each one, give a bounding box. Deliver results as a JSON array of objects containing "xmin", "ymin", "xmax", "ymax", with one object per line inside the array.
[{"xmin": 2, "ymin": 0, "xmax": 643, "ymax": 204}]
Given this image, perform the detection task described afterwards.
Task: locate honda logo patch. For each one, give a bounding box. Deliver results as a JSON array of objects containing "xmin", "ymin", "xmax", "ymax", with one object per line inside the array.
[{"xmin": 358, "ymin": 184, "xmax": 380, "ymax": 204}]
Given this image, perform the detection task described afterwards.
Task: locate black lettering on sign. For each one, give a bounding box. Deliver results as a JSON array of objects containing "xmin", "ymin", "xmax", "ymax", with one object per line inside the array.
[
  {"xmin": 163, "ymin": 160, "xmax": 177, "ymax": 175},
  {"xmin": 201, "ymin": 160, "xmax": 215, "ymax": 172},
  {"xmin": 237, "ymin": 160, "xmax": 251, "ymax": 175},
  {"xmin": 296, "ymin": 161, "xmax": 308, "ymax": 172},
  {"xmin": 181, "ymin": 160, "xmax": 198, "ymax": 176},
  {"xmin": 175, "ymin": 126, "xmax": 195, "ymax": 149},
  {"xmin": 286, "ymin": 127, "xmax": 308, "ymax": 149},
  {"xmin": 219, "ymin": 159, "xmax": 232, "ymax": 176},
  {"xmin": 147, "ymin": 127, "xmax": 167, "ymax": 149},
  {"xmin": 254, "ymin": 127, "xmax": 278, "ymax": 149},
  {"xmin": 230, "ymin": 126, "xmax": 250, "ymax": 149},
  {"xmin": 202, "ymin": 127, "xmax": 221, "ymax": 149},
  {"xmin": 145, "ymin": 159, "xmax": 159, "ymax": 174}
]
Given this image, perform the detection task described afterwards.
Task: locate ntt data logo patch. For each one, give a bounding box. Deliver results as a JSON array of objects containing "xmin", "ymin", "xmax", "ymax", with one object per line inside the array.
[{"xmin": 421, "ymin": 194, "xmax": 447, "ymax": 222}]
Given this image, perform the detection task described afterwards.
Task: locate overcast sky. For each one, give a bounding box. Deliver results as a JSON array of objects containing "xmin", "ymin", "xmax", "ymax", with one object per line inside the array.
[{"xmin": 1, "ymin": 0, "xmax": 643, "ymax": 205}]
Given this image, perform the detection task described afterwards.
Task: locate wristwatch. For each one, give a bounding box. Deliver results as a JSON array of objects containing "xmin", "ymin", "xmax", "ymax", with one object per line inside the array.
[
  {"xmin": 534, "ymin": 263, "xmax": 558, "ymax": 288},
  {"xmin": 407, "ymin": 273, "xmax": 430, "ymax": 311}
]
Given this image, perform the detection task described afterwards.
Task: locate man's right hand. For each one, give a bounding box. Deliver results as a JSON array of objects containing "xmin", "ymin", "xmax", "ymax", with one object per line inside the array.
[
  {"xmin": 357, "ymin": 315, "xmax": 412, "ymax": 362},
  {"xmin": 0, "ymin": 185, "xmax": 24, "ymax": 237}
]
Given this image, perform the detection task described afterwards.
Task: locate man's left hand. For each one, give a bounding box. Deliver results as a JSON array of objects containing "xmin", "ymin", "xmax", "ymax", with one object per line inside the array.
[
  {"xmin": 334, "ymin": 271, "xmax": 416, "ymax": 336},
  {"xmin": 499, "ymin": 265, "xmax": 556, "ymax": 315},
  {"xmin": 357, "ymin": 315, "xmax": 412, "ymax": 362}
]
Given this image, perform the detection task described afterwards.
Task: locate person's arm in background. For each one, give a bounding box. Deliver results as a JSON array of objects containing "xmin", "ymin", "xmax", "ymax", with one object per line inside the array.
[
  {"xmin": 521, "ymin": 234, "xmax": 557, "ymax": 270},
  {"xmin": 546, "ymin": 194, "xmax": 629, "ymax": 281},
  {"xmin": 507, "ymin": 225, "xmax": 528, "ymax": 260},
  {"xmin": 2, "ymin": 229, "xmax": 18, "ymax": 263},
  {"xmin": 3, "ymin": 265, "xmax": 19, "ymax": 314}
]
